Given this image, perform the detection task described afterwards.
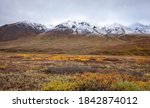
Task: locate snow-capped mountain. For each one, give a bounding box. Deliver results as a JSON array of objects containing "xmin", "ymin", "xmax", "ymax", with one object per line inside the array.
[
  {"xmin": 54, "ymin": 21, "xmax": 98, "ymax": 35},
  {"xmin": 51, "ymin": 21, "xmax": 150, "ymax": 35},
  {"xmin": 14, "ymin": 21, "xmax": 48, "ymax": 33},
  {"xmin": 129, "ymin": 23, "xmax": 150, "ymax": 34},
  {"xmin": 103, "ymin": 23, "xmax": 134, "ymax": 35},
  {"xmin": 0, "ymin": 21, "xmax": 150, "ymax": 41},
  {"xmin": 53, "ymin": 21, "xmax": 109, "ymax": 35},
  {"xmin": 54, "ymin": 21, "xmax": 110, "ymax": 35},
  {"xmin": 0, "ymin": 21, "xmax": 48, "ymax": 41}
]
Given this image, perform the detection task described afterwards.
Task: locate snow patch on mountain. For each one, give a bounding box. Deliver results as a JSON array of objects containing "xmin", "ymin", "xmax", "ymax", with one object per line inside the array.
[
  {"xmin": 2, "ymin": 21, "xmax": 150, "ymax": 35},
  {"xmin": 55, "ymin": 21, "xmax": 95, "ymax": 35},
  {"xmin": 53, "ymin": 21, "xmax": 150, "ymax": 35},
  {"xmin": 104, "ymin": 23, "xmax": 134, "ymax": 35},
  {"xmin": 129, "ymin": 23, "xmax": 150, "ymax": 34},
  {"xmin": 14, "ymin": 21, "xmax": 48, "ymax": 32}
]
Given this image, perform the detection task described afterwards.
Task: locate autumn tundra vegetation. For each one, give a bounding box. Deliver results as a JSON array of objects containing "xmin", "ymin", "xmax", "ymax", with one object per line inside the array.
[
  {"xmin": 0, "ymin": 22, "xmax": 150, "ymax": 90},
  {"xmin": 0, "ymin": 52, "xmax": 149, "ymax": 91}
]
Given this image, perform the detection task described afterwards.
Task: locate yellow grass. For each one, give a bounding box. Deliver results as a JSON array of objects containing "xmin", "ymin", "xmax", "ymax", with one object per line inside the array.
[
  {"xmin": 16, "ymin": 53, "xmax": 104, "ymax": 62},
  {"xmin": 16, "ymin": 53, "xmax": 150, "ymax": 63}
]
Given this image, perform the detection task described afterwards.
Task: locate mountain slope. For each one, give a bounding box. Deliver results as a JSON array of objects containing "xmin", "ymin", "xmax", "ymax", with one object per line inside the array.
[
  {"xmin": 0, "ymin": 21, "xmax": 48, "ymax": 41},
  {"xmin": 0, "ymin": 33, "xmax": 149, "ymax": 55}
]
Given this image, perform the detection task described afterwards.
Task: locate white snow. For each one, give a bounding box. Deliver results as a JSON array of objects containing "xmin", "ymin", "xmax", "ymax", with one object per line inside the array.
[
  {"xmin": 10, "ymin": 21, "xmax": 150, "ymax": 35},
  {"xmin": 129, "ymin": 23, "xmax": 150, "ymax": 34},
  {"xmin": 14, "ymin": 21, "xmax": 48, "ymax": 32}
]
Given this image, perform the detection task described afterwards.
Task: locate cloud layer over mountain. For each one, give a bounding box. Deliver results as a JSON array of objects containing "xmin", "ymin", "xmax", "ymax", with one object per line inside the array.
[{"xmin": 0, "ymin": 0, "xmax": 150, "ymax": 26}]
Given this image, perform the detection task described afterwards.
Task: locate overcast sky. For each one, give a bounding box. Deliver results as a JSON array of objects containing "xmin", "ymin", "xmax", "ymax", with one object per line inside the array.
[{"xmin": 0, "ymin": 0, "xmax": 150, "ymax": 27}]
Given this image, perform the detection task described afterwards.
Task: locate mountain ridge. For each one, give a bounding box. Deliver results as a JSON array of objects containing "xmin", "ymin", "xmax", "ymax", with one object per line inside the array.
[
  {"xmin": 52, "ymin": 21, "xmax": 150, "ymax": 35},
  {"xmin": 0, "ymin": 21, "xmax": 150, "ymax": 41},
  {"xmin": 0, "ymin": 21, "xmax": 48, "ymax": 41}
]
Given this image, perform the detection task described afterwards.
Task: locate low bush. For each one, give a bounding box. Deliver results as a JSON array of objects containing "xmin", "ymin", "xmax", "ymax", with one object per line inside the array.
[
  {"xmin": 112, "ymin": 81, "xmax": 141, "ymax": 91},
  {"xmin": 43, "ymin": 66, "xmax": 97, "ymax": 74},
  {"xmin": 42, "ymin": 73, "xmax": 137, "ymax": 91}
]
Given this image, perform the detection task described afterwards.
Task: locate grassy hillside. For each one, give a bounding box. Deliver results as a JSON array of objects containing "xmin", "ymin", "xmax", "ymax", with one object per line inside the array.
[{"xmin": 0, "ymin": 34, "xmax": 150, "ymax": 55}]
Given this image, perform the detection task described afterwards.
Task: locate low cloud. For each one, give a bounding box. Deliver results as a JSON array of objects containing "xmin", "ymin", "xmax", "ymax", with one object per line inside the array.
[{"xmin": 0, "ymin": 0, "xmax": 150, "ymax": 26}]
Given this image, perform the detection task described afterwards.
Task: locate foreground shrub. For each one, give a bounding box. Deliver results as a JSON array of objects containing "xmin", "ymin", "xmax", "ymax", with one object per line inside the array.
[
  {"xmin": 42, "ymin": 73, "xmax": 137, "ymax": 91},
  {"xmin": 43, "ymin": 80, "xmax": 79, "ymax": 91},
  {"xmin": 42, "ymin": 78, "xmax": 110, "ymax": 91},
  {"xmin": 0, "ymin": 65, "xmax": 6, "ymax": 70},
  {"xmin": 112, "ymin": 81, "xmax": 141, "ymax": 91},
  {"xmin": 44, "ymin": 66, "xmax": 97, "ymax": 74}
]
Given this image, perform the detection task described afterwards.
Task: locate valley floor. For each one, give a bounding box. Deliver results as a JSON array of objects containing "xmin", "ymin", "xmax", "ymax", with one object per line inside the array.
[{"xmin": 0, "ymin": 52, "xmax": 150, "ymax": 91}]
